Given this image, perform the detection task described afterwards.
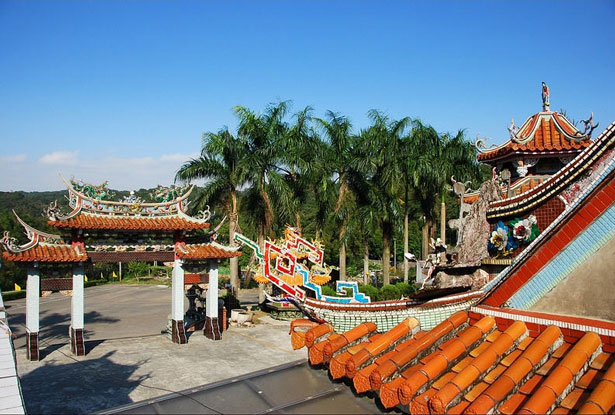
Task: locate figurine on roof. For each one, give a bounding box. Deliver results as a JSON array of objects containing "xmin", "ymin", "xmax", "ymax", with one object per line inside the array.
[{"xmin": 541, "ymin": 82, "xmax": 550, "ymax": 111}]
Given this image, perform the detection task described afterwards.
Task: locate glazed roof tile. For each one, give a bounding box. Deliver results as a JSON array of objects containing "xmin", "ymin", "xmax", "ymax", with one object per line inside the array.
[
  {"xmin": 291, "ymin": 310, "xmax": 615, "ymax": 414},
  {"xmin": 477, "ymin": 112, "xmax": 592, "ymax": 163},
  {"xmin": 48, "ymin": 212, "xmax": 210, "ymax": 231},
  {"xmin": 2, "ymin": 243, "xmax": 87, "ymax": 262},
  {"xmin": 175, "ymin": 243, "xmax": 241, "ymax": 259}
]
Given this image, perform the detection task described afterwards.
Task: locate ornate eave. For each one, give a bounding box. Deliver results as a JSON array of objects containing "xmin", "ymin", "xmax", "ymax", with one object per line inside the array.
[
  {"xmin": 486, "ymin": 121, "xmax": 615, "ymax": 219},
  {"xmin": 0, "ymin": 211, "xmax": 86, "ymax": 262},
  {"xmin": 477, "ymin": 112, "xmax": 595, "ymax": 164},
  {"xmin": 175, "ymin": 241, "xmax": 242, "ymax": 260},
  {"xmin": 46, "ymin": 176, "xmax": 211, "ymax": 230}
]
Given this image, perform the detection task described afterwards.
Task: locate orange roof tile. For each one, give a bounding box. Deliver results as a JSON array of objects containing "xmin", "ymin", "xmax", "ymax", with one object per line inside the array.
[
  {"xmin": 2, "ymin": 243, "xmax": 87, "ymax": 262},
  {"xmin": 291, "ymin": 311, "xmax": 615, "ymax": 414},
  {"xmin": 477, "ymin": 112, "xmax": 592, "ymax": 163},
  {"xmin": 48, "ymin": 212, "xmax": 210, "ymax": 231},
  {"xmin": 174, "ymin": 243, "xmax": 241, "ymax": 259}
]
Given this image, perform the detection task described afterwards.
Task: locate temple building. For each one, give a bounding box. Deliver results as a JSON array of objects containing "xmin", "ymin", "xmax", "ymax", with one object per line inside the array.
[
  {"xmin": 0, "ymin": 177, "xmax": 241, "ymax": 360},
  {"xmin": 290, "ymin": 120, "xmax": 615, "ymax": 414}
]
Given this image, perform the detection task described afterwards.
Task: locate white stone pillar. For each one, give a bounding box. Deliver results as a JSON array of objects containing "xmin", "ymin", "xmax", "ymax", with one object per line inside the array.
[
  {"xmin": 170, "ymin": 259, "xmax": 187, "ymax": 344},
  {"xmin": 204, "ymin": 260, "xmax": 221, "ymax": 340},
  {"xmin": 70, "ymin": 263, "xmax": 85, "ymax": 355},
  {"xmin": 26, "ymin": 264, "xmax": 40, "ymax": 360}
]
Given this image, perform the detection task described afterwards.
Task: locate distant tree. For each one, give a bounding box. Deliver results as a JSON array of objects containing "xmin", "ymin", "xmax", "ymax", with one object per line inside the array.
[{"xmin": 176, "ymin": 127, "xmax": 249, "ymax": 294}]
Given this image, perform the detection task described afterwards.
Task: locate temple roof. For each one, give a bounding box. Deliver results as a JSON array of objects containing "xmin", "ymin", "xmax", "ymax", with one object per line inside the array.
[
  {"xmin": 45, "ymin": 176, "xmax": 211, "ymax": 231},
  {"xmin": 48, "ymin": 212, "xmax": 210, "ymax": 231},
  {"xmin": 2, "ymin": 243, "xmax": 87, "ymax": 262},
  {"xmin": 293, "ymin": 310, "xmax": 615, "ymax": 414},
  {"xmin": 175, "ymin": 242, "xmax": 241, "ymax": 259},
  {"xmin": 477, "ymin": 112, "xmax": 594, "ymax": 163},
  {"xmin": 486, "ymin": 120, "xmax": 615, "ymax": 220}
]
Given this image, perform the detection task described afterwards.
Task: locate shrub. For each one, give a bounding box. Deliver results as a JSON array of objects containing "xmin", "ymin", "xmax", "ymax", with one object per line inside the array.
[
  {"xmin": 320, "ymin": 285, "xmax": 337, "ymax": 297},
  {"xmin": 2, "ymin": 290, "xmax": 26, "ymax": 301},
  {"xmin": 379, "ymin": 284, "xmax": 401, "ymax": 301},
  {"xmin": 395, "ymin": 282, "xmax": 417, "ymax": 298},
  {"xmin": 126, "ymin": 262, "xmax": 149, "ymax": 279},
  {"xmin": 359, "ymin": 284, "xmax": 379, "ymax": 301}
]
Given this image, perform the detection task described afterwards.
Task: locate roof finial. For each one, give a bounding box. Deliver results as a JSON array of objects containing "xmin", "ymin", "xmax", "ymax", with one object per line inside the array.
[{"xmin": 541, "ymin": 82, "xmax": 550, "ymax": 112}]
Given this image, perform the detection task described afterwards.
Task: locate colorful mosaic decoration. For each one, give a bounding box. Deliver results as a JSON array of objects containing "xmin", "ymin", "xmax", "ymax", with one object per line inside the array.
[
  {"xmin": 45, "ymin": 176, "xmax": 210, "ymax": 222},
  {"xmin": 234, "ymin": 227, "xmax": 370, "ymax": 304},
  {"xmin": 488, "ymin": 217, "xmax": 539, "ymax": 258}
]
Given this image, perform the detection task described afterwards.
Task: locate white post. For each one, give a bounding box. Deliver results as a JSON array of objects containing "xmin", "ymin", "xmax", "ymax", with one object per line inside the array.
[
  {"xmin": 204, "ymin": 260, "xmax": 221, "ymax": 340},
  {"xmin": 170, "ymin": 259, "xmax": 187, "ymax": 344},
  {"xmin": 26, "ymin": 264, "xmax": 40, "ymax": 360},
  {"xmin": 71, "ymin": 263, "xmax": 85, "ymax": 355}
]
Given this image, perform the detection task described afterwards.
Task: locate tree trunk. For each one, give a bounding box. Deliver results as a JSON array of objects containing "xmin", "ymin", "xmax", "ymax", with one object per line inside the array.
[
  {"xmin": 339, "ymin": 242, "xmax": 346, "ymax": 281},
  {"xmin": 404, "ymin": 210, "xmax": 409, "ymax": 283},
  {"xmin": 257, "ymin": 227, "xmax": 265, "ymax": 304},
  {"xmin": 363, "ymin": 238, "xmax": 369, "ymax": 285},
  {"xmin": 422, "ymin": 221, "xmax": 429, "ymax": 260},
  {"xmin": 260, "ymin": 176, "xmax": 275, "ymax": 239},
  {"xmin": 229, "ymin": 213, "xmax": 240, "ymax": 296},
  {"xmin": 338, "ymin": 216, "xmax": 349, "ymax": 281},
  {"xmin": 295, "ymin": 211, "xmax": 301, "ymax": 228},
  {"xmin": 382, "ymin": 221, "xmax": 392, "ymax": 286},
  {"xmin": 440, "ymin": 200, "xmax": 446, "ymax": 244}
]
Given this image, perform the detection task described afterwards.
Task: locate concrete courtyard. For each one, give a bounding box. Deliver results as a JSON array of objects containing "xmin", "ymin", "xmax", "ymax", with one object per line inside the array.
[{"xmin": 5, "ymin": 284, "xmax": 307, "ymax": 414}]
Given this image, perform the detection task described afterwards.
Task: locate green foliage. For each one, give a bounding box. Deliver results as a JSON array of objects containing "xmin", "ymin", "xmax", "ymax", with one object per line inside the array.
[
  {"xmin": 320, "ymin": 285, "xmax": 337, "ymax": 297},
  {"xmin": 379, "ymin": 284, "xmax": 401, "ymax": 301},
  {"xmin": 358, "ymin": 284, "xmax": 379, "ymax": 300},
  {"xmin": 395, "ymin": 282, "xmax": 417, "ymax": 298},
  {"xmin": 126, "ymin": 262, "xmax": 150, "ymax": 279},
  {"xmin": 1, "ymin": 290, "xmax": 26, "ymax": 301}
]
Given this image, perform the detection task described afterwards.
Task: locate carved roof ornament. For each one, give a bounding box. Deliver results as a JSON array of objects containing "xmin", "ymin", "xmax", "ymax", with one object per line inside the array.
[
  {"xmin": 541, "ymin": 81, "xmax": 550, "ymax": 112},
  {"xmin": 580, "ymin": 112, "xmax": 599, "ymax": 139},
  {"xmin": 474, "ymin": 134, "xmax": 499, "ymax": 154},
  {"xmin": 47, "ymin": 175, "xmax": 207, "ymax": 223},
  {"xmin": 1, "ymin": 210, "xmax": 64, "ymax": 253},
  {"xmin": 508, "ymin": 118, "xmax": 520, "ymax": 140}
]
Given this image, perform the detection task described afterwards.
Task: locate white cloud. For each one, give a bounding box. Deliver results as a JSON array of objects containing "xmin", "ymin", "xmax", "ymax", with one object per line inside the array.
[
  {"xmin": 160, "ymin": 152, "xmax": 199, "ymax": 162},
  {"xmin": 0, "ymin": 151, "xmax": 204, "ymax": 191},
  {"xmin": 39, "ymin": 151, "xmax": 79, "ymax": 165},
  {"xmin": 0, "ymin": 154, "xmax": 27, "ymax": 163}
]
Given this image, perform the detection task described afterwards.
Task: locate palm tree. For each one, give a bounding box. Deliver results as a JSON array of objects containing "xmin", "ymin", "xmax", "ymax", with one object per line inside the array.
[
  {"xmin": 176, "ymin": 127, "xmax": 248, "ymax": 294},
  {"xmin": 356, "ymin": 110, "xmax": 411, "ymax": 286},
  {"xmin": 234, "ymin": 101, "xmax": 290, "ymax": 244},
  {"xmin": 314, "ymin": 111, "xmax": 355, "ymax": 280},
  {"xmin": 405, "ymin": 122, "xmax": 480, "ymax": 258},
  {"xmin": 277, "ymin": 106, "xmax": 317, "ymax": 228}
]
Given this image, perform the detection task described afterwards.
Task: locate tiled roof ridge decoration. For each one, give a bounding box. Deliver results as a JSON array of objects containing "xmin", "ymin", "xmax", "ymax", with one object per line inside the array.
[
  {"xmin": 477, "ymin": 110, "xmax": 597, "ymax": 163},
  {"xmin": 45, "ymin": 175, "xmax": 211, "ymax": 224},
  {"xmin": 0, "ymin": 210, "xmax": 86, "ymax": 262},
  {"xmin": 0, "ymin": 210, "xmax": 64, "ymax": 253},
  {"xmin": 290, "ymin": 310, "xmax": 615, "ymax": 414},
  {"xmin": 479, "ymin": 130, "xmax": 615, "ymax": 306},
  {"xmin": 486, "ymin": 120, "xmax": 615, "ymax": 219},
  {"xmin": 173, "ymin": 241, "xmax": 242, "ymax": 259}
]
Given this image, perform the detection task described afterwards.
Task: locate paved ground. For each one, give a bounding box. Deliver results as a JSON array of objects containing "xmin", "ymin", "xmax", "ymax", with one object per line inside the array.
[{"xmin": 5, "ymin": 285, "xmax": 307, "ymax": 414}]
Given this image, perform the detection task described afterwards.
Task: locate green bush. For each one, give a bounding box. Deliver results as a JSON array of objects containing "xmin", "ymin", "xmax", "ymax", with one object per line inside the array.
[
  {"xmin": 395, "ymin": 282, "xmax": 417, "ymax": 298},
  {"xmin": 359, "ymin": 284, "xmax": 379, "ymax": 301},
  {"xmin": 1, "ymin": 290, "xmax": 26, "ymax": 301},
  {"xmin": 126, "ymin": 262, "xmax": 150, "ymax": 279},
  {"xmin": 379, "ymin": 284, "xmax": 401, "ymax": 301},
  {"xmin": 320, "ymin": 285, "xmax": 337, "ymax": 297}
]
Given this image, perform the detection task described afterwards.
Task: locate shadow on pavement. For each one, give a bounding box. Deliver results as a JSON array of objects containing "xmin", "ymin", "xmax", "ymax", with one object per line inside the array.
[{"xmin": 20, "ymin": 351, "xmax": 148, "ymax": 414}]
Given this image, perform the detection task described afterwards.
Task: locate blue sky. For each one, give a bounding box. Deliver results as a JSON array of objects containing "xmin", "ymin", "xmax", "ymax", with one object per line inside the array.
[{"xmin": 1, "ymin": 0, "xmax": 614, "ymax": 191}]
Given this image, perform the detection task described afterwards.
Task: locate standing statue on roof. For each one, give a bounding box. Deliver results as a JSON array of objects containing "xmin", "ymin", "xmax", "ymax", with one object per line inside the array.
[{"xmin": 541, "ymin": 82, "xmax": 550, "ymax": 111}]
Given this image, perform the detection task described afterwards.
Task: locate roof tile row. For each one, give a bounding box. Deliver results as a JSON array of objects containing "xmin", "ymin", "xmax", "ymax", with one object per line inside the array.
[
  {"xmin": 291, "ymin": 310, "xmax": 615, "ymax": 414},
  {"xmin": 2, "ymin": 243, "xmax": 86, "ymax": 262},
  {"xmin": 477, "ymin": 114, "xmax": 592, "ymax": 163},
  {"xmin": 48, "ymin": 212, "xmax": 210, "ymax": 231}
]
